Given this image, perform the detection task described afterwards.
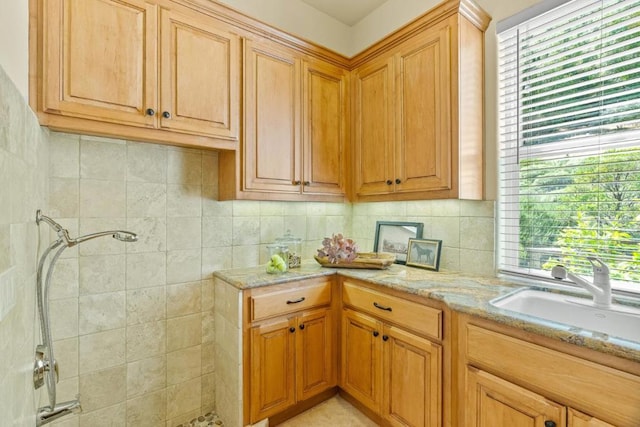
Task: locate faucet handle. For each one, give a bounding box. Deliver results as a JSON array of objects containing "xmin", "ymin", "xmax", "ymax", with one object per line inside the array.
[{"xmin": 587, "ymin": 257, "xmax": 610, "ymax": 276}]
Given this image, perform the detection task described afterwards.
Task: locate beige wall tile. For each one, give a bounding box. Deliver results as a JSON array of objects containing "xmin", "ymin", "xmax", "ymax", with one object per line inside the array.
[
  {"xmin": 460, "ymin": 200, "xmax": 495, "ymax": 217},
  {"xmin": 166, "ymin": 249, "xmax": 201, "ymax": 284},
  {"xmin": 260, "ymin": 201, "xmax": 284, "ymax": 216},
  {"xmin": 260, "ymin": 216, "xmax": 284, "ymax": 244},
  {"xmin": 201, "ymin": 247, "xmax": 232, "ymax": 276},
  {"xmin": 127, "ymin": 182, "xmax": 167, "ymax": 219},
  {"xmin": 79, "ymin": 328, "xmax": 126, "ymax": 374},
  {"xmin": 49, "ymin": 178, "xmax": 79, "ymax": 218},
  {"xmin": 54, "ymin": 337, "xmax": 78, "ymax": 381},
  {"xmin": 232, "ymin": 216, "xmax": 260, "ymax": 245},
  {"xmin": 126, "ymin": 355, "xmax": 166, "ymax": 398},
  {"xmin": 49, "ymin": 132, "xmax": 80, "ymax": 179},
  {"xmin": 166, "ymin": 377, "xmax": 201, "ymax": 419},
  {"xmin": 78, "ymin": 291, "xmax": 126, "ymax": 335},
  {"xmin": 166, "ymin": 313, "xmax": 201, "ymax": 352},
  {"xmin": 201, "ymin": 341, "xmax": 215, "ymax": 375},
  {"xmin": 232, "ymin": 200, "xmax": 259, "ymax": 216},
  {"xmin": 80, "ymin": 402, "xmax": 126, "ymax": 427},
  {"xmin": 201, "ymin": 279, "xmax": 214, "ymax": 312},
  {"xmin": 80, "ymin": 179, "xmax": 126, "ymax": 218},
  {"xmin": 201, "ymin": 372, "xmax": 215, "ymax": 408},
  {"xmin": 460, "ymin": 217, "xmax": 495, "ymax": 251},
  {"xmin": 166, "ymin": 217, "xmax": 201, "ymax": 250},
  {"xmin": 201, "ymin": 310, "xmax": 215, "ymax": 344},
  {"xmin": 126, "ymin": 217, "xmax": 166, "ymax": 254},
  {"xmin": 167, "ymin": 185, "xmax": 201, "ymax": 218},
  {"xmin": 79, "ymin": 254, "xmax": 125, "ymax": 295},
  {"xmin": 126, "ymin": 321, "xmax": 166, "ymax": 362},
  {"xmin": 168, "ymin": 149, "xmax": 202, "ymax": 185},
  {"xmin": 202, "ymin": 216, "xmax": 232, "ymax": 247},
  {"xmin": 50, "ymin": 257, "xmax": 79, "ymax": 299},
  {"xmin": 126, "ymin": 143, "xmax": 167, "ymax": 184},
  {"xmin": 167, "ymin": 345, "xmax": 201, "ymax": 385},
  {"xmin": 80, "ymin": 137, "xmax": 126, "ymax": 181},
  {"xmin": 78, "ymin": 218, "xmax": 128, "ymax": 256},
  {"xmin": 126, "ymin": 286, "xmax": 166, "ymax": 325},
  {"xmin": 50, "ymin": 297, "xmax": 78, "ymax": 339},
  {"xmin": 126, "ymin": 252, "xmax": 166, "ymax": 289},
  {"xmin": 430, "ymin": 216, "xmax": 460, "ymax": 248},
  {"xmin": 232, "ymin": 244, "xmax": 259, "ymax": 268},
  {"xmin": 201, "ymin": 153, "xmax": 218, "ymax": 187},
  {"xmin": 166, "ymin": 281, "xmax": 201, "ymax": 318},
  {"xmin": 459, "ymin": 249, "xmax": 495, "ymax": 277},
  {"xmin": 79, "ymin": 365, "xmax": 127, "ymax": 412},
  {"xmin": 127, "ymin": 390, "xmax": 167, "ymax": 427}
]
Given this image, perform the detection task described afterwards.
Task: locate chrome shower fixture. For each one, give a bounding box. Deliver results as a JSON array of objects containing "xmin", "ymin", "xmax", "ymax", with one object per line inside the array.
[{"xmin": 33, "ymin": 210, "xmax": 137, "ymax": 426}]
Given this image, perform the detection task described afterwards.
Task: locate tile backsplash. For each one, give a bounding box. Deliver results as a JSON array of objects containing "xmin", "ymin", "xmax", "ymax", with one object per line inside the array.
[{"xmin": 1, "ymin": 60, "xmax": 494, "ymax": 426}]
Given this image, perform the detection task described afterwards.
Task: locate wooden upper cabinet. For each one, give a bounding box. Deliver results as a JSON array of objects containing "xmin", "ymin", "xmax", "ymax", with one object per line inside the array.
[
  {"xmin": 243, "ymin": 38, "xmax": 301, "ymax": 194},
  {"xmin": 220, "ymin": 37, "xmax": 348, "ymax": 202},
  {"xmin": 159, "ymin": 7, "xmax": 239, "ymax": 139},
  {"xmin": 302, "ymin": 58, "xmax": 348, "ymax": 197},
  {"xmin": 352, "ymin": 55, "xmax": 395, "ymax": 196},
  {"xmin": 32, "ymin": 0, "xmax": 240, "ymax": 149},
  {"xmin": 41, "ymin": 0, "xmax": 157, "ymax": 126},
  {"xmin": 394, "ymin": 22, "xmax": 452, "ymax": 194},
  {"xmin": 352, "ymin": 3, "xmax": 489, "ymax": 201}
]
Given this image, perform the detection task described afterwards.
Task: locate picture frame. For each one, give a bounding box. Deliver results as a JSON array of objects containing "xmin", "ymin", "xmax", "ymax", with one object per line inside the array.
[
  {"xmin": 373, "ymin": 221, "xmax": 424, "ymax": 264},
  {"xmin": 406, "ymin": 238, "xmax": 442, "ymax": 271}
]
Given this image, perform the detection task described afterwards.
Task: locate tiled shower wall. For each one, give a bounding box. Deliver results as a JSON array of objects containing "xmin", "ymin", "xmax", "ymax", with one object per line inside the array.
[{"xmin": 0, "ymin": 67, "xmax": 49, "ymax": 424}]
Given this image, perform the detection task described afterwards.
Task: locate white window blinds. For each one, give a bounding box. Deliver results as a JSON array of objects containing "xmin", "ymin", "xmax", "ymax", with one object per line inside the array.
[{"xmin": 498, "ymin": 0, "xmax": 640, "ymax": 291}]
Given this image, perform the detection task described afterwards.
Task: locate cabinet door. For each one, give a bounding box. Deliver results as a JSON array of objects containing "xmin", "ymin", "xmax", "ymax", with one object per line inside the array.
[
  {"xmin": 568, "ymin": 409, "xmax": 615, "ymax": 427},
  {"xmin": 394, "ymin": 20, "xmax": 452, "ymax": 193},
  {"xmin": 383, "ymin": 325, "xmax": 442, "ymax": 427},
  {"xmin": 244, "ymin": 39, "xmax": 301, "ymax": 194},
  {"xmin": 465, "ymin": 366, "xmax": 565, "ymax": 427},
  {"xmin": 296, "ymin": 308, "xmax": 336, "ymax": 401},
  {"xmin": 301, "ymin": 59, "xmax": 347, "ymax": 197},
  {"xmin": 42, "ymin": 0, "xmax": 157, "ymax": 126},
  {"xmin": 341, "ymin": 309, "xmax": 383, "ymax": 413},
  {"xmin": 159, "ymin": 8, "xmax": 239, "ymax": 139},
  {"xmin": 352, "ymin": 55, "xmax": 395, "ymax": 196},
  {"xmin": 250, "ymin": 317, "xmax": 296, "ymax": 422}
]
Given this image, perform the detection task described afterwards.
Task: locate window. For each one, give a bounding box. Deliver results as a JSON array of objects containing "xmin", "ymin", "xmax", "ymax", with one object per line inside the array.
[{"xmin": 498, "ymin": 0, "xmax": 640, "ymax": 292}]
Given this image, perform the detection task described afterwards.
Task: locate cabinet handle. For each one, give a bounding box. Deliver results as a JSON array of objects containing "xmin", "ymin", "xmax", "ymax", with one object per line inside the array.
[
  {"xmin": 303, "ymin": 181, "xmax": 310, "ymax": 186},
  {"xmin": 145, "ymin": 108, "xmax": 155, "ymax": 116},
  {"xmin": 373, "ymin": 302, "xmax": 392, "ymax": 312},
  {"xmin": 373, "ymin": 331, "xmax": 379, "ymax": 337},
  {"xmin": 286, "ymin": 297, "xmax": 305, "ymax": 305},
  {"xmin": 382, "ymin": 335, "xmax": 389, "ymax": 341},
  {"xmin": 289, "ymin": 327, "xmax": 296, "ymax": 333},
  {"xmin": 293, "ymin": 180, "xmax": 301, "ymax": 185},
  {"xmin": 544, "ymin": 422, "xmax": 556, "ymax": 427},
  {"xmin": 162, "ymin": 111, "xmax": 171, "ymax": 119},
  {"xmin": 395, "ymin": 178, "xmax": 401, "ymax": 184},
  {"xmin": 299, "ymin": 324, "xmax": 305, "ymax": 330},
  {"xmin": 386, "ymin": 180, "xmax": 393, "ymax": 185}
]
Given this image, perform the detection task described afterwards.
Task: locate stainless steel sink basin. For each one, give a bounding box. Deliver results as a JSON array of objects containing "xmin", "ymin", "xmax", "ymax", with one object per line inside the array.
[{"xmin": 490, "ymin": 289, "xmax": 640, "ymax": 342}]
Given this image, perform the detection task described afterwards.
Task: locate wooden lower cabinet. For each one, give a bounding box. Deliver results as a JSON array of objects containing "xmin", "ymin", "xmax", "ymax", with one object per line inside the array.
[
  {"xmin": 458, "ymin": 314, "xmax": 640, "ymax": 427},
  {"xmin": 341, "ymin": 308, "xmax": 442, "ymax": 426},
  {"xmin": 250, "ymin": 307, "xmax": 335, "ymax": 423}
]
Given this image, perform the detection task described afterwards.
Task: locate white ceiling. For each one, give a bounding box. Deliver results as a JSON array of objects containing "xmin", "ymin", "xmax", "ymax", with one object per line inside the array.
[{"xmin": 300, "ymin": 0, "xmax": 388, "ymax": 26}]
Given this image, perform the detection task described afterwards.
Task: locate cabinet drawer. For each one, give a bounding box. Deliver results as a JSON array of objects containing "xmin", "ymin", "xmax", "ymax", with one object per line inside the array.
[
  {"xmin": 342, "ymin": 281, "xmax": 441, "ymax": 340},
  {"xmin": 250, "ymin": 279, "xmax": 332, "ymax": 322},
  {"xmin": 465, "ymin": 324, "xmax": 640, "ymax": 426}
]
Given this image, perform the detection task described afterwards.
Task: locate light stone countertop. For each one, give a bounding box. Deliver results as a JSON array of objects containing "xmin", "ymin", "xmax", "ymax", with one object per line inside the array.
[{"xmin": 213, "ymin": 260, "xmax": 640, "ymax": 363}]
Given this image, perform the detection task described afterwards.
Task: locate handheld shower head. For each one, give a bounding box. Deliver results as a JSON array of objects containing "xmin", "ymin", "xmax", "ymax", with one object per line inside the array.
[
  {"xmin": 71, "ymin": 230, "xmax": 138, "ymax": 246},
  {"xmin": 113, "ymin": 231, "xmax": 138, "ymax": 243}
]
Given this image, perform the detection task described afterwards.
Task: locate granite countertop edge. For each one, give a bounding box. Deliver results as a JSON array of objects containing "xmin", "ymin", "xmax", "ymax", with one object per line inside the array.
[{"xmin": 213, "ymin": 261, "xmax": 640, "ymax": 363}]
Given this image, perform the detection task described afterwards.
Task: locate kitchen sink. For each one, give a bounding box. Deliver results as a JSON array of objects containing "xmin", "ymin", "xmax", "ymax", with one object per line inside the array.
[{"xmin": 490, "ymin": 288, "xmax": 640, "ymax": 343}]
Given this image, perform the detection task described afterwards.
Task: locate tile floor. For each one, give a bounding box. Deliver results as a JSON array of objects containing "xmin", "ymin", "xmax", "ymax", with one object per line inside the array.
[{"xmin": 277, "ymin": 395, "xmax": 378, "ymax": 426}]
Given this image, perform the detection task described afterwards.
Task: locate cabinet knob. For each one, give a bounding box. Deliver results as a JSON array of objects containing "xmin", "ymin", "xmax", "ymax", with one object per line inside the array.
[
  {"xmin": 299, "ymin": 324, "xmax": 305, "ymax": 330},
  {"xmin": 382, "ymin": 335, "xmax": 389, "ymax": 341},
  {"xmin": 395, "ymin": 178, "xmax": 401, "ymax": 184},
  {"xmin": 289, "ymin": 327, "xmax": 296, "ymax": 333},
  {"xmin": 293, "ymin": 180, "xmax": 301, "ymax": 185},
  {"xmin": 162, "ymin": 111, "xmax": 171, "ymax": 119},
  {"xmin": 145, "ymin": 108, "xmax": 155, "ymax": 116},
  {"xmin": 386, "ymin": 180, "xmax": 393, "ymax": 185},
  {"xmin": 544, "ymin": 422, "xmax": 556, "ymax": 427},
  {"xmin": 303, "ymin": 181, "xmax": 310, "ymax": 186},
  {"xmin": 373, "ymin": 331, "xmax": 379, "ymax": 337}
]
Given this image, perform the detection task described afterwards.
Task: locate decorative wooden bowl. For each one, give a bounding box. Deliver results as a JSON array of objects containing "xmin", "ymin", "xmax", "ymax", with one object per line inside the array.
[{"xmin": 314, "ymin": 252, "xmax": 395, "ymax": 269}]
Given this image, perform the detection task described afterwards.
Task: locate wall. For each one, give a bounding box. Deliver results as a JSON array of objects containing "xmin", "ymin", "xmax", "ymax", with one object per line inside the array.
[
  {"xmin": 0, "ymin": 66, "xmax": 49, "ymax": 425},
  {"xmin": 0, "ymin": 0, "xmax": 29, "ymax": 97}
]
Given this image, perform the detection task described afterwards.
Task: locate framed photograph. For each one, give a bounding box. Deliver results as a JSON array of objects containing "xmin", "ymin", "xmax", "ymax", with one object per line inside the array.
[
  {"xmin": 373, "ymin": 221, "xmax": 424, "ymax": 264},
  {"xmin": 406, "ymin": 238, "xmax": 442, "ymax": 271}
]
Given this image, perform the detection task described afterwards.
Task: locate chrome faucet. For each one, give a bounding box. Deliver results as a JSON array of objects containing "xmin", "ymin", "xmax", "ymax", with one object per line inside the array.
[
  {"xmin": 36, "ymin": 399, "xmax": 82, "ymax": 426},
  {"xmin": 551, "ymin": 257, "xmax": 611, "ymax": 308}
]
